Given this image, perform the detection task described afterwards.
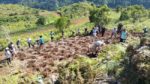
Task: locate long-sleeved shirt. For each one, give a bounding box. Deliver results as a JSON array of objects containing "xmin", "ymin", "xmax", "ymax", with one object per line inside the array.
[{"xmin": 5, "ymin": 50, "xmax": 12, "ymax": 59}]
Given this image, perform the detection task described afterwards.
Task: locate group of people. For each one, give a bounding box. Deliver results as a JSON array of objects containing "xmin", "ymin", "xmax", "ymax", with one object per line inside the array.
[
  {"xmin": 4, "ymin": 35, "xmax": 45, "ymax": 65},
  {"xmin": 3, "ymin": 23, "xmax": 149, "ymax": 64}
]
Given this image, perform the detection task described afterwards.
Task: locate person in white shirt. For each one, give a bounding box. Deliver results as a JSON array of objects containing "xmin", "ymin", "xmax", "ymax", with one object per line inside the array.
[
  {"xmin": 5, "ymin": 47, "xmax": 12, "ymax": 65},
  {"xmin": 111, "ymin": 28, "xmax": 117, "ymax": 38},
  {"xmin": 89, "ymin": 40, "xmax": 105, "ymax": 54},
  {"xmin": 27, "ymin": 38, "xmax": 32, "ymax": 48},
  {"xmin": 93, "ymin": 28, "xmax": 98, "ymax": 37}
]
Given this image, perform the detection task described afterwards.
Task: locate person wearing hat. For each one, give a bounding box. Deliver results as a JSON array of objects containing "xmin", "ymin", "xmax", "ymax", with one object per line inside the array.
[{"xmin": 5, "ymin": 47, "xmax": 12, "ymax": 65}]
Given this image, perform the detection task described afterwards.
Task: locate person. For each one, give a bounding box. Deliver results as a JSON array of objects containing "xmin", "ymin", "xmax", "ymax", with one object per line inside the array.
[
  {"xmin": 95, "ymin": 26, "xmax": 99, "ymax": 34},
  {"xmin": 143, "ymin": 26, "xmax": 148, "ymax": 34},
  {"xmin": 111, "ymin": 28, "xmax": 117, "ymax": 38},
  {"xmin": 101, "ymin": 27, "xmax": 106, "ymax": 37},
  {"xmin": 94, "ymin": 40, "xmax": 105, "ymax": 51},
  {"xmin": 76, "ymin": 28, "xmax": 80, "ymax": 36},
  {"xmin": 89, "ymin": 40, "xmax": 105, "ymax": 54},
  {"xmin": 92, "ymin": 27, "xmax": 97, "ymax": 37},
  {"xmin": 27, "ymin": 38, "xmax": 32, "ymax": 48},
  {"xmin": 16, "ymin": 39, "xmax": 21, "ymax": 49},
  {"xmin": 62, "ymin": 30, "xmax": 64, "ymax": 38},
  {"xmin": 120, "ymin": 29, "xmax": 127, "ymax": 43},
  {"xmin": 34, "ymin": 38, "xmax": 39, "ymax": 47},
  {"xmin": 98, "ymin": 25, "xmax": 102, "ymax": 34},
  {"xmin": 8, "ymin": 42, "xmax": 13, "ymax": 51},
  {"xmin": 8, "ymin": 42, "xmax": 15, "ymax": 56},
  {"xmin": 50, "ymin": 31, "xmax": 55, "ymax": 41},
  {"xmin": 39, "ymin": 35, "xmax": 44, "ymax": 49},
  {"xmin": 117, "ymin": 23, "xmax": 123, "ymax": 34},
  {"xmin": 5, "ymin": 47, "xmax": 12, "ymax": 65},
  {"xmin": 84, "ymin": 28, "xmax": 88, "ymax": 35}
]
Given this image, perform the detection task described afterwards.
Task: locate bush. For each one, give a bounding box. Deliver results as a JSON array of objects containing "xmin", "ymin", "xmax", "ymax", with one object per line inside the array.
[
  {"xmin": 36, "ymin": 16, "xmax": 46, "ymax": 25},
  {"xmin": 119, "ymin": 11, "xmax": 130, "ymax": 21}
]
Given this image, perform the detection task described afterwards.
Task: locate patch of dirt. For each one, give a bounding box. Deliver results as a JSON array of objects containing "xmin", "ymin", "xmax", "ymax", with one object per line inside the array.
[{"xmin": 0, "ymin": 31, "xmax": 143, "ymax": 78}]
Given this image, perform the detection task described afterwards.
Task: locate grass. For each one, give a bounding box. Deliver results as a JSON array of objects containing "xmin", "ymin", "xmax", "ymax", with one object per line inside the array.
[{"xmin": 0, "ymin": 9, "xmax": 150, "ymax": 49}]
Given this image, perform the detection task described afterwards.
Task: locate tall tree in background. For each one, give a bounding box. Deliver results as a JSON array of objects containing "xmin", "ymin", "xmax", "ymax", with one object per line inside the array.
[
  {"xmin": 55, "ymin": 17, "xmax": 70, "ymax": 38},
  {"xmin": 89, "ymin": 5, "xmax": 110, "ymax": 26}
]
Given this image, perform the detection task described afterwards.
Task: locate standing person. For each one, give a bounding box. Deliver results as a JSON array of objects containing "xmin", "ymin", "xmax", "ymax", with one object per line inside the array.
[
  {"xmin": 117, "ymin": 23, "xmax": 123, "ymax": 34},
  {"xmin": 120, "ymin": 29, "xmax": 127, "ymax": 43},
  {"xmin": 98, "ymin": 25, "xmax": 102, "ymax": 34},
  {"xmin": 76, "ymin": 28, "xmax": 80, "ymax": 36},
  {"xmin": 143, "ymin": 26, "xmax": 148, "ymax": 34},
  {"xmin": 84, "ymin": 28, "xmax": 88, "ymax": 35},
  {"xmin": 50, "ymin": 31, "xmax": 55, "ymax": 42},
  {"xmin": 62, "ymin": 30, "xmax": 64, "ymax": 38},
  {"xmin": 27, "ymin": 38, "xmax": 32, "ymax": 48},
  {"xmin": 111, "ymin": 28, "xmax": 117, "ymax": 38},
  {"xmin": 101, "ymin": 27, "xmax": 106, "ymax": 37},
  {"xmin": 8, "ymin": 42, "xmax": 13, "ymax": 51},
  {"xmin": 95, "ymin": 26, "xmax": 99, "ymax": 34},
  {"xmin": 35, "ymin": 38, "xmax": 39, "ymax": 46},
  {"xmin": 39, "ymin": 35, "xmax": 44, "ymax": 49},
  {"xmin": 8, "ymin": 42, "xmax": 15, "ymax": 57},
  {"xmin": 16, "ymin": 39, "xmax": 21, "ymax": 49},
  {"xmin": 5, "ymin": 47, "xmax": 12, "ymax": 65},
  {"xmin": 93, "ymin": 27, "xmax": 97, "ymax": 37}
]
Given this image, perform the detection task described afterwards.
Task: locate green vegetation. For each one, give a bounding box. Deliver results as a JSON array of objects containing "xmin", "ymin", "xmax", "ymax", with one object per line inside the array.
[
  {"xmin": 58, "ymin": 2, "xmax": 93, "ymax": 19},
  {"xmin": 0, "ymin": 2, "xmax": 150, "ymax": 84},
  {"xmin": 1, "ymin": 3, "xmax": 150, "ymax": 49},
  {"xmin": 89, "ymin": 5, "xmax": 110, "ymax": 26},
  {"xmin": 55, "ymin": 17, "xmax": 70, "ymax": 37}
]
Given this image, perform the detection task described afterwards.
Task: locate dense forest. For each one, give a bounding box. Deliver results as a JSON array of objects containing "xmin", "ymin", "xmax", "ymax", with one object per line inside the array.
[{"xmin": 0, "ymin": 0, "xmax": 150, "ymax": 10}]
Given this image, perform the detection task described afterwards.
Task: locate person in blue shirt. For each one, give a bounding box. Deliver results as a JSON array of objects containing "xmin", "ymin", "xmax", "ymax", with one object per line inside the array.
[
  {"xmin": 120, "ymin": 29, "xmax": 127, "ymax": 43},
  {"xmin": 39, "ymin": 35, "xmax": 44, "ymax": 49}
]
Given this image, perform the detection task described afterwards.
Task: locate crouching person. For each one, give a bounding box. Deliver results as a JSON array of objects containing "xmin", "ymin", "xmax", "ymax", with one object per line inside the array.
[
  {"xmin": 88, "ymin": 40, "xmax": 105, "ymax": 54},
  {"xmin": 5, "ymin": 47, "xmax": 12, "ymax": 65}
]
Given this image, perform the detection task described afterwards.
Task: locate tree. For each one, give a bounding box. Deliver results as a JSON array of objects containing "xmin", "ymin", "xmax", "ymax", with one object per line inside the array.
[
  {"xmin": 89, "ymin": 5, "xmax": 110, "ymax": 26},
  {"xmin": 119, "ymin": 11, "xmax": 130, "ymax": 21},
  {"xmin": 55, "ymin": 17, "xmax": 70, "ymax": 37}
]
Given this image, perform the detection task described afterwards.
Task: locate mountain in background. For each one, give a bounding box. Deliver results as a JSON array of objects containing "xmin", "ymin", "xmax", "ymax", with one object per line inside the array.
[{"xmin": 0, "ymin": 0, "xmax": 150, "ymax": 10}]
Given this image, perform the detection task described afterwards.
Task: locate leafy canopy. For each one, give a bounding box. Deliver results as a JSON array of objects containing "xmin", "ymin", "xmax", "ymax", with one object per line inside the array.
[
  {"xmin": 89, "ymin": 5, "xmax": 110, "ymax": 26},
  {"xmin": 55, "ymin": 17, "xmax": 70, "ymax": 32}
]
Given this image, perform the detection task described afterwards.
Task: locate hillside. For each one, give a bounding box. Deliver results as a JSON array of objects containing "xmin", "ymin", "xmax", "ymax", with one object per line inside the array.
[
  {"xmin": 0, "ymin": 3, "xmax": 150, "ymax": 84},
  {"xmin": 1, "ymin": 0, "xmax": 150, "ymax": 10},
  {"xmin": 0, "ymin": 4, "xmax": 59, "ymax": 49}
]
